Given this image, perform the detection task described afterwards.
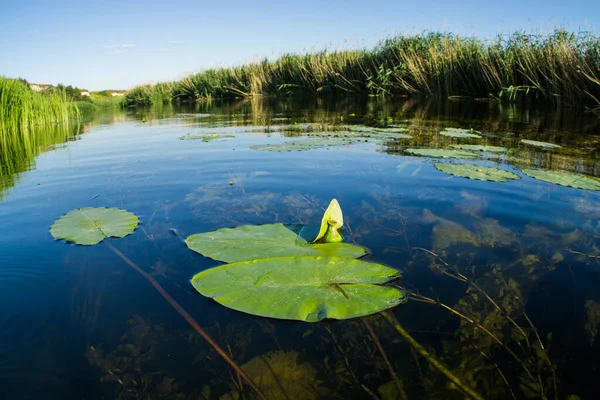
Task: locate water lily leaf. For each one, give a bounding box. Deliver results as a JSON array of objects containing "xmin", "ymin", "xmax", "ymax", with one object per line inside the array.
[
  {"xmin": 51, "ymin": 207, "xmax": 139, "ymax": 245},
  {"xmin": 522, "ymin": 169, "xmax": 600, "ymax": 190},
  {"xmin": 191, "ymin": 256, "xmax": 405, "ymax": 322},
  {"xmin": 314, "ymin": 199, "xmax": 343, "ymax": 243},
  {"xmin": 451, "ymin": 144, "xmax": 508, "ymax": 152},
  {"xmin": 520, "ymin": 139, "xmax": 561, "ymax": 149},
  {"xmin": 347, "ymin": 125, "xmax": 380, "ymax": 133},
  {"xmin": 179, "ymin": 133, "xmax": 235, "ymax": 141},
  {"xmin": 440, "ymin": 128, "xmax": 481, "ymax": 139},
  {"xmin": 346, "ymin": 125, "xmax": 412, "ymax": 138},
  {"xmin": 250, "ymin": 139, "xmax": 351, "ymax": 152},
  {"xmin": 405, "ymin": 148, "xmax": 477, "ymax": 159},
  {"xmin": 185, "ymin": 223, "xmax": 367, "ymax": 263},
  {"xmin": 435, "ymin": 163, "xmax": 520, "ymax": 182}
]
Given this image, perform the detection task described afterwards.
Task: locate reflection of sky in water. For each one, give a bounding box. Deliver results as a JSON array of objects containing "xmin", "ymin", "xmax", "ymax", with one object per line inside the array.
[{"xmin": 1, "ymin": 100, "xmax": 600, "ymax": 399}]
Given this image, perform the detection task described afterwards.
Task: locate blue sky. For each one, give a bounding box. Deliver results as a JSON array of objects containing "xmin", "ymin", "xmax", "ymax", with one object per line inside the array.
[{"xmin": 0, "ymin": 0, "xmax": 597, "ymax": 91}]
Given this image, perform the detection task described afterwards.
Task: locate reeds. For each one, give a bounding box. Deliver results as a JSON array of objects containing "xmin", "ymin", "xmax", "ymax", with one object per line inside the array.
[
  {"xmin": 123, "ymin": 29, "xmax": 600, "ymax": 108},
  {"xmin": 0, "ymin": 76, "xmax": 79, "ymax": 137},
  {"xmin": 0, "ymin": 77, "xmax": 81, "ymax": 198}
]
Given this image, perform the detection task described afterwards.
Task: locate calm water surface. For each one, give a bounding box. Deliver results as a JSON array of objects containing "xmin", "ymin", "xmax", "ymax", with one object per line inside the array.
[{"xmin": 2, "ymin": 98, "xmax": 600, "ymax": 399}]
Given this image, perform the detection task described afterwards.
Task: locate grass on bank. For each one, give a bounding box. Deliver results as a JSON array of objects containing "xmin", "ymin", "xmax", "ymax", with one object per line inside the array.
[
  {"xmin": 122, "ymin": 29, "xmax": 600, "ymax": 109},
  {"xmin": 0, "ymin": 77, "xmax": 79, "ymax": 137}
]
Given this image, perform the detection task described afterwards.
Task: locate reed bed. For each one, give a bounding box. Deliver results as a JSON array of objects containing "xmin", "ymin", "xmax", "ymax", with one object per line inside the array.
[
  {"xmin": 0, "ymin": 77, "xmax": 79, "ymax": 137},
  {"xmin": 123, "ymin": 30, "xmax": 600, "ymax": 109}
]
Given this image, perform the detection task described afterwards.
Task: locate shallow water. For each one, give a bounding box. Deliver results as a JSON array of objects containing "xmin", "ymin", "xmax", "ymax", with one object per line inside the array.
[{"xmin": 2, "ymin": 97, "xmax": 600, "ymax": 399}]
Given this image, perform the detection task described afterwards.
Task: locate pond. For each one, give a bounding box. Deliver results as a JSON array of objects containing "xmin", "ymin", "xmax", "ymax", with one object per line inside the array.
[{"xmin": 1, "ymin": 97, "xmax": 600, "ymax": 399}]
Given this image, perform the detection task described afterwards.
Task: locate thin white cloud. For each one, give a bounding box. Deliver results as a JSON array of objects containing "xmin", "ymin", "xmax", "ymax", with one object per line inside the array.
[{"xmin": 103, "ymin": 44, "xmax": 136, "ymax": 49}]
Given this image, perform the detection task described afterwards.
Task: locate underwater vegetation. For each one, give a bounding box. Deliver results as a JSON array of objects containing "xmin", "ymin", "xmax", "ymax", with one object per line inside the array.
[
  {"xmin": 123, "ymin": 30, "xmax": 600, "ymax": 109},
  {"xmin": 27, "ymin": 100, "xmax": 600, "ymax": 399}
]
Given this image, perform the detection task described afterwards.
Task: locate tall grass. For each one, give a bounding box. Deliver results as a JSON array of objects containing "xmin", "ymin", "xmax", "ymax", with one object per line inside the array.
[
  {"xmin": 0, "ymin": 77, "xmax": 81, "ymax": 198},
  {"xmin": 123, "ymin": 29, "xmax": 600, "ymax": 108},
  {"xmin": 0, "ymin": 77, "xmax": 79, "ymax": 136}
]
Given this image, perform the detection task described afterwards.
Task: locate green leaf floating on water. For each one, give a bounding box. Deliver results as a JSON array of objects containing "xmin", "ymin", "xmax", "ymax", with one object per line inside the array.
[
  {"xmin": 440, "ymin": 128, "xmax": 482, "ymax": 139},
  {"xmin": 314, "ymin": 199, "xmax": 343, "ymax": 243},
  {"xmin": 185, "ymin": 223, "xmax": 367, "ymax": 263},
  {"xmin": 50, "ymin": 207, "xmax": 139, "ymax": 245},
  {"xmin": 522, "ymin": 169, "xmax": 600, "ymax": 190},
  {"xmin": 405, "ymin": 148, "xmax": 477, "ymax": 159},
  {"xmin": 520, "ymin": 139, "xmax": 561, "ymax": 149},
  {"xmin": 179, "ymin": 133, "xmax": 235, "ymax": 141},
  {"xmin": 250, "ymin": 139, "xmax": 352, "ymax": 152},
  {"xmin": 435, "ymin": 163, "xmax": 520, "ymax": 182},
  {"xmin": 451, "ymin": 144, "xmax": 508, "ymax": 153},
  {"xmin": 346, "ymin": 125, "xmax": 412, "ymax": 138},
  {"xmin": 191, "ymin": 256, "xmax": 405, "ymax": 322}
]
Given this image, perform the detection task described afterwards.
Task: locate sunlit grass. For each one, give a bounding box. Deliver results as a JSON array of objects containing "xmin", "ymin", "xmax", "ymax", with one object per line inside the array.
[
  {"xmin": 123, "ymin": 29, "xmax": 600, "ymax": 108},
  {"xmin": 0, "ymin": 76, "xmax": 79, "ymax": 136}
]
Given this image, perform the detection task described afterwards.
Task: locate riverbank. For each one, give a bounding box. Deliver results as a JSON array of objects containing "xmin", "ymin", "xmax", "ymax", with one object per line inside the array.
[
  {"xmin": 0, "ymin": 77, "xmax": 79, "ymax": 137},
  {"xmin": 122, "ymin": 30, "xmax": 600, "ymax": 109}
]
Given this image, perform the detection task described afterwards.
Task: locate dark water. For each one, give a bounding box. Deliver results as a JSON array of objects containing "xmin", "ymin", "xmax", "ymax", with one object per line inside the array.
[{"xmin": 2, "ymin": 97, "xmax": 600, "ymax": 400}]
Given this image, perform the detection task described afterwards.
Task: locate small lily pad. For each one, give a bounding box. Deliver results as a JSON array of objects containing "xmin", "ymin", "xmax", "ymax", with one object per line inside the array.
[
  {"xmin": 191, "ymin": 255, "xmax": 405, "ymax": 322},
  {"xmin": 404, "ymin": 148, "xmax": 477, "ymax": 159},
  {"xmin": 250, "ymin": 139, "xmax": 352, "ymax": 152},
  {"xmin": 185, "ymin": 223, "xmax": 367, "ymax": 263},
  {"xmin": 523, "ymin": 169, "xmax": 600, "ymax": 190},
  {"xmin": 347, "ymin": 125, "xmax": 379, "ymax": 133},
  {"xmin": 520, "ymin": 139, "xmax": 561, "ymax": 149},
  {"xmin": 451, "ymin": 144, "xmax": 508, "ymax": 153},
  {"xmin": 440, "ymin": 128, "xmax": 482, "ymax": 139},
  {"xmin": 51, "ymin": 207, "xmax": 139, "ymax": 245},
  {"xmin": 435, "ymin": 163, "xmax": 520, "ymax": 182},
  {"xmin": 179, "ymin": 133, "xmax": 235, "ymax": 141}
]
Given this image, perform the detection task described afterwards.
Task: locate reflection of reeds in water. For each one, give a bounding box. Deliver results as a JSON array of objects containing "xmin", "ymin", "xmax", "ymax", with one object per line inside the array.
[
  {"xmin": 0, "ymin": 122, "xmax": 82, "ymax": 199},
  {"xmin": 123, "ymin": 30, "xmax": 600, "ymax": 109}
]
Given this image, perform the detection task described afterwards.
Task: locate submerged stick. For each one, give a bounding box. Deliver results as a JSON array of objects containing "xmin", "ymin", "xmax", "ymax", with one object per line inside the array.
[
  {"xmin": 380, "ymin": 311, "xmax": 484, "ymax": 400},
  {"xmin": 363, "ymin": 318, "xmax": 408, "ymax": 400},
  {"xmin": 104, "ymin": 241, "xmax": 268, "ymax": 400}
]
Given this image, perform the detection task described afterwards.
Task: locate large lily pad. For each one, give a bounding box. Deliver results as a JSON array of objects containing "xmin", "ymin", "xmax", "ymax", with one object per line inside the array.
[
  {"xmin": 51, "ymin": 207, "xmax": 139, "ymax": 245},
  {"xmin": 435, "ymin": 163, "xmax": 520, "ymax": 182},
  {"xmin": 522, "ymin": 169, "xmax": 600, "ymax": 190},
  {"xmin": 451, "ymin": 144, "xmax": 508, "ymax": 153},
  {"xmin": 405, "ymin": 148, "xmax": 477, "ymax": 159},
  {"xmin": 520, "ymin": 139, "xmax": 561, "ymax": 149},
  {"xmin": 440, "ymin": 128, "xmax": 481, "ymax": 139},
  {"xmin": 191, "ymin": 256, "xmax": 405, "ymax": 322},
  {"xmin": 185, "ymin": 223, "xmax": 367, "ymax": 263}
]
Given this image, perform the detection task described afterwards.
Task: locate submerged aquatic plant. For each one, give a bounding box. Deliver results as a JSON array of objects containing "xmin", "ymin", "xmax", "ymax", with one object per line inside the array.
[
  {"xmin": 223, "ymin": 350, "xmax": 328, "ymax": 400},
  {"xmin": 50, "ymin": 207, "xmax": 268, "ymax": 400}
]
